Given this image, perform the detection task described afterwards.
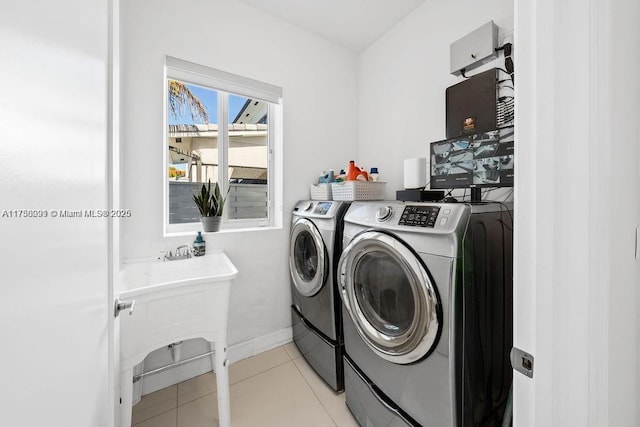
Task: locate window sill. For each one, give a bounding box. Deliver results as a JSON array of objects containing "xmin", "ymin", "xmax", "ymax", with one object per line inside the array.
[{"xmin": 164, "ymin": 224, "xmax": 283, "ymax": 238}]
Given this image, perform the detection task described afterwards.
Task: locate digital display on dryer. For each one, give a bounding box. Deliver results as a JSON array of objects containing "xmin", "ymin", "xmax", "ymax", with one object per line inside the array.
[{"xmin": 399, "ymin": 205, "xmax": 440, "ymax": 227}]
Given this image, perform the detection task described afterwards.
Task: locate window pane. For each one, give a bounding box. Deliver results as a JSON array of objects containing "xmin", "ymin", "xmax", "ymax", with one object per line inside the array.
[
  {"xmin": 167, "ymin": 79, "xmax": 219, "ymax": 224},
  {"xmin": 227, "ymin": 94, "xmax": 269, "ymax": 220}
]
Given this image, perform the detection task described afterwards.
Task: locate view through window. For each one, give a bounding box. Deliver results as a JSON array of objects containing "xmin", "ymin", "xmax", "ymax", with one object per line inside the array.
[{"xmin": 165, "ymin": 60, "xmax": 281, "ymax": 232}]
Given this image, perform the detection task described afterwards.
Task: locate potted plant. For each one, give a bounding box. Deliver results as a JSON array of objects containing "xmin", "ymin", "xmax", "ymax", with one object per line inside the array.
[{"xmin": 193, "ymin": 180, "xmax": 226, "ymax": 232}]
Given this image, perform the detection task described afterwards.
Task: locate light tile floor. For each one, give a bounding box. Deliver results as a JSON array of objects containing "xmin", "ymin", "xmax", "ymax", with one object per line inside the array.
[{"xmin": 132, "ymin": 343, "xmax": 359, "ymax": 427}]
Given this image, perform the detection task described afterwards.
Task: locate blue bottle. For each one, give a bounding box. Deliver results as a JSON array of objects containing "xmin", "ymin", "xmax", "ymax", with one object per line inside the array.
[{"xmin": 193, "ymin": 232, "xmax": 205, "ymax": 256}]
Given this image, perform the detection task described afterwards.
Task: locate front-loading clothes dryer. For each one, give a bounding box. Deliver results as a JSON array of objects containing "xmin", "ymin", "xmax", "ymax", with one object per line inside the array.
[
  {"xmin": 289, "ymin": 200, "xmax": 349, "ymax": 391},
  {"xmin": 338, "ymin": 201, "xmax": 513, "ymax": 426}
]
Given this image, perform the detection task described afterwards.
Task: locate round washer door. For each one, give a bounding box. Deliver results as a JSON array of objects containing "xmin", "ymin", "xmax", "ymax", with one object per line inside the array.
[
  {"xmin": 338, "ymin": 231, "xmax": 441, "ymax": 364},
  {"xmin": 289, "ymin": 218, "xmax": 328, "ymax": 297}
]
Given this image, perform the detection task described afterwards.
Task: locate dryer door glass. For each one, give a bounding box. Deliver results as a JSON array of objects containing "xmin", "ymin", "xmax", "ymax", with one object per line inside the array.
[
  {"xmin": 339, "ymin": 231, "xmax": 441, "ymax": 364},
  {"xmin": 289, "ymin": 219, "xmax": 328, "ymax": 297}
]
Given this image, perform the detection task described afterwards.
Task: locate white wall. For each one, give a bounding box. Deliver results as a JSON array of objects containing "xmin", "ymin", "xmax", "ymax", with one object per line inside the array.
[
  {"xmin": 120, "ymin": 0, "xmax": 358, "ymax": 360},
  {"xmin": 358, "ymin": 0, "xmax": 514, "ymax": 199},
  {"xmin": 0, "ymin": 0, "xmax": 112, "ymax": 426}
]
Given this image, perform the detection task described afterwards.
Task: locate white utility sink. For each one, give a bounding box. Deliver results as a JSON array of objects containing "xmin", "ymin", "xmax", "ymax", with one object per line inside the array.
[{"xmin": 117, "ymin": 250, "xmax": 238, "ymax": 427}]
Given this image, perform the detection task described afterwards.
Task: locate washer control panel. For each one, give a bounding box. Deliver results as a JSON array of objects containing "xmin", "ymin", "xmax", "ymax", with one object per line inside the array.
[
  {"xmin": 313, "ymin": 201, "xmax": 333, "ymax": 215},
  {"xmin": 399, "ymin": 205, "xmax": 441, "ymax": 227}
]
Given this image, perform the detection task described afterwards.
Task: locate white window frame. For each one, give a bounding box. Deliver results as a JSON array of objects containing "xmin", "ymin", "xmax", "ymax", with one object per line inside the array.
[{"xmin": 163, "ymin": 56, "xmax": 283, "ymax": 235}]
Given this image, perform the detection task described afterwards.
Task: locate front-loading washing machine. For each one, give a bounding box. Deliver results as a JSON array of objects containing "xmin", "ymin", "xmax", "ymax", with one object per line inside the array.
[
  {"xmin": 289, "ymin": 200, "xmax": 349, "ymax": 391},
  {"xmin": 338, "ymin": 201, "xmax": 513, "ymax": 426}
]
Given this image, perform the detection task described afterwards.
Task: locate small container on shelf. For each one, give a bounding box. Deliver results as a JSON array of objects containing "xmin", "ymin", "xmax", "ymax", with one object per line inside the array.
[
  {"xmin": 330, "ymin": 181, "xmax": 385, "ymax": 201},
  {"xmin": 310, "ymin": 183, "xmax": 332, "ymax": 200},
  {"xmin": 369, "ymin": 167, "xmax": 379, "ymax": 181}
]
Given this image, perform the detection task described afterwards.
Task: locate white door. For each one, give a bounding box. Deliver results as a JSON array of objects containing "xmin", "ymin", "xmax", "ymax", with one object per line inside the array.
[
  {"xmin": 514, "ymin": 0, "xmax": 640, "ymax": 425},
  {"xmin": 0, "ymin": 0, "xmax": 114, "ymax": 426}
]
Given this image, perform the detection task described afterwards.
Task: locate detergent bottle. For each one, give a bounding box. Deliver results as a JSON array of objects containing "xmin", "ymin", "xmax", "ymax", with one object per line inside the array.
[
  {"xmin": 369, "ymin": 167, "xmax": 379, "ymax": 181},
  {"xmin": 318, "ymin": 169, "xmax": 335, "ymax": 184},
  {"xmin": 347, "ymin": 161, "xmax": 368, "ymax": 181}
]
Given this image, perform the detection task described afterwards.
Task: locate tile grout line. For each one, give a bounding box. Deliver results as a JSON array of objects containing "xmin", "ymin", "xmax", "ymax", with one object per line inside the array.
[
  {"xmin": 136, "ymin": 346, "xmax": 297, "ymax": 424},
  {"xmin": 174, "ymin": 351, "xmax": 295, "ymax": 410},
  {"xmin": 132, "ymin": 406, "xmax": 177, "ymax": 427},
  {"xmin": 174, "ymin": 384, "xmax": 178, "ymax": 427},
  {"xmin": 290, "ymin": 357, "xmax": 339, "ymax": 427},
  {"xmin": 132, "ymin": 385, "xmax": 179, "ymax": 426}
]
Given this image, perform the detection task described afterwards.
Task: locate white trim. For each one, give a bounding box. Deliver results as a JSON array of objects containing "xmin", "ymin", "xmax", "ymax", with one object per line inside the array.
[
  {"xmin": 165, "ymin": 56, "xmax": 282, "ymax": 104},
  {"xmin": 270, "ymin": 101, "xmax": 284, "ymax": 229},
  {"xmin": 163, "ymin": 59, "xmax": 283, "ymax": 235},
  {"xmin": 162, "ymin": 64, "xmax": 171, "ymax": 237},
  {"xmin": 108, "ymin": 0, "xmax": 120, "ymax": 425},
  {"xmin": 512, "ymin": 0, "xmax": 538, "ymax": 424},
  {"xmin": 219, "ymin": 90, "xmax": 229, "ymax": 221},
  {"xmin": 588, "ymin": 0, "xmax": 611, "ymax": 424},
  {"xmin": 515, "ymin": 0, "xmax": 618, "ymax": 425}
]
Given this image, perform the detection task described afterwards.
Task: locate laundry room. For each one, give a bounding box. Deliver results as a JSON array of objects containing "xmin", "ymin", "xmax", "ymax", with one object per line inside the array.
[
  {"xmin": 3, "ymin": 0, "xmax": 640, "ymax": 427},
  {"xmin": 117, "ymin": 0, "xmax": 515, "ymax": 424}
]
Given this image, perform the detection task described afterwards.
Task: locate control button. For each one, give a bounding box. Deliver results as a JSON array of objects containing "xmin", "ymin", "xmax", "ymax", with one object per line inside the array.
[
  {"xmin": 443, "ymin": 209, "xmax": 451, "ymax": 215},
  {"xmin": 440, "ymin": 217, "xmax": 448, "ymax": 226},
  {"xmin": 376, "ymin": 206, "xmax": 393, "ymax": 222},
  {"xmin": 303, "ymin": 202, "xmax": 313, "ymax": 211}
]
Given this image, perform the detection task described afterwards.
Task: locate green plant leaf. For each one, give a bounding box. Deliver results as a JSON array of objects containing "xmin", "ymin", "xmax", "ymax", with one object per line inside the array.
[{"xmin": 192, "ymin": 179, "xmax": 226, "ymax": 217}]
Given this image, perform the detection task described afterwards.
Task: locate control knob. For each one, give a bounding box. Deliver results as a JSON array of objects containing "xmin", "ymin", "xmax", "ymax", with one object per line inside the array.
[{"xmin": 375, "ymin": 206, "xmax": 393, "ymax": 222}]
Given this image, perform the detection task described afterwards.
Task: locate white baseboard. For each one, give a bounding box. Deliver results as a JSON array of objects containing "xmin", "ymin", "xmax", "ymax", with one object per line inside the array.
[
  {"xmin": 139, "ymin": 327, "xmax": 293, "ymax": 397},
  {"xmin": 226, "ymin": 327, "xmax": 293, "ymax": 365}
]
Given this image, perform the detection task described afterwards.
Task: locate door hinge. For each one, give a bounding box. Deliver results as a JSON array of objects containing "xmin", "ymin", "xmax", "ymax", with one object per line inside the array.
[{"xmin": 510, "ymin": 347, "xmax": 534, "ymax": 378}]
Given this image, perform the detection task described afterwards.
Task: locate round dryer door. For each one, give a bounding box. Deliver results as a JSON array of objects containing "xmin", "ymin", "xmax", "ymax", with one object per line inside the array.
[
  {"xmin": 339, "ymin": 231, "xmax": 441, "ymax": 364},
  {"xmin": 289, "ymin": 218, "xmax": 328, "ymax": 297}
]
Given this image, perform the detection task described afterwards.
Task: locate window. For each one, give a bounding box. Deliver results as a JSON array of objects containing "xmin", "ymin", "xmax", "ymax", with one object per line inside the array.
[{"xmin": 164, "ymin": 57, "xmax": 282, "ymax": 234}]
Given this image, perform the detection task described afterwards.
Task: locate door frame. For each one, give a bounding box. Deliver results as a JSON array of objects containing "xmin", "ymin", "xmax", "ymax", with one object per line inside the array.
[{"xmin": 108, "ymin": 0, "xmax": 121, "ymax": 424}]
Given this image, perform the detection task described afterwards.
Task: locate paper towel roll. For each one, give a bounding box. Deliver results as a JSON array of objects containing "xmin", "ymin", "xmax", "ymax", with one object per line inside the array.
[{"xmin": 404, "ymin": 158, "xmax": 426, "ymax": 189}]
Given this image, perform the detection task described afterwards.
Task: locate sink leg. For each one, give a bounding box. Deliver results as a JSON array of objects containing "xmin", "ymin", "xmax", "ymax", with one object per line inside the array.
[
  {"xmin": 211, "ymin": 340, "xmax": 230, "ymax": 427},
  {"xmin": 120, "ymin": 368, "xmax": 133, "ymax": 427}
]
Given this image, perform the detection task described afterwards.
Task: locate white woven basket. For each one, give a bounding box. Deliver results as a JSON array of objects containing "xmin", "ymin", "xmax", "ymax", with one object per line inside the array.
[
  {"xmin": 330, "ymin": 181, "xmax": 386, "ymax": 201},
  {"xmin": 309, "ymin": 183, "xmax": 332, "ymax": 200}
]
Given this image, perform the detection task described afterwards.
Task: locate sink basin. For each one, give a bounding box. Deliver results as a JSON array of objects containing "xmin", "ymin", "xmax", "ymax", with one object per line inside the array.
[
  {"xmin": 120, "ymin": 250, "xmax": 238, "ymax": 298},
  {"xmin": 118, "ymin": 250, "xmax": 238, "ymax": 427}
]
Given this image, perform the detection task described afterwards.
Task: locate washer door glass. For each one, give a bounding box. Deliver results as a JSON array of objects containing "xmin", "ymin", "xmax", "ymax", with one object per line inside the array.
[
  {"xmin": 339, "ymin": 231, "xmax": 441, "ymax": 364},
  {"xmin": 354, "ymin": 252, "xmax": 415, "ymax": 337},
  {"xmin": 289, "ymin": 218, "xmax": 328, "ymax": 297}
]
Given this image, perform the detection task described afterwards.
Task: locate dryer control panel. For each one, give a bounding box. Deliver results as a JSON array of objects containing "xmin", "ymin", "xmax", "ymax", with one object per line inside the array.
[{"xmin": 399, "ymin": 205, "xmax": 441, "ymax": 227}]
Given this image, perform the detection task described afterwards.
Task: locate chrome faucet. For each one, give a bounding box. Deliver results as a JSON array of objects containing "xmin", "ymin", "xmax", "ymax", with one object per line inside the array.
[
  {"xmin": 174, "ymin": 244, "xmax": 192, "ymax": 258},
  {"xmin": 160, "ymin": 244, "xmax": 193, "ymax": 261}
]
